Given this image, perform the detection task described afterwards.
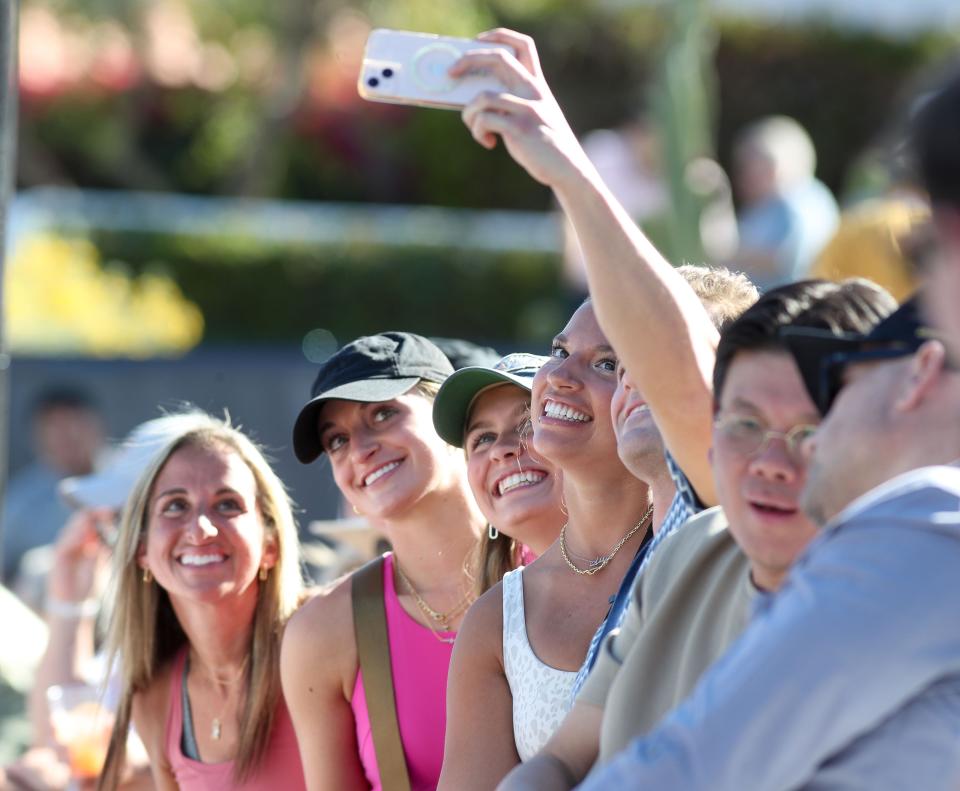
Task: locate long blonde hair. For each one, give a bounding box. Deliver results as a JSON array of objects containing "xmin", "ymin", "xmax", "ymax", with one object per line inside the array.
[{"xmin": 99, "ymin": 412, "xmax": 303, "ymax": 789}]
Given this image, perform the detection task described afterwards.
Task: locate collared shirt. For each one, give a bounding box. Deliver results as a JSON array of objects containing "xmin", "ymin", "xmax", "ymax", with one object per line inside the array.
[
  {"xmin": 578, "ymin": 465, "xmax": 960, "ymax": 791},
  {"xmin": 570, "ymin": 488, "xmax": 697, "ymax": 700}
]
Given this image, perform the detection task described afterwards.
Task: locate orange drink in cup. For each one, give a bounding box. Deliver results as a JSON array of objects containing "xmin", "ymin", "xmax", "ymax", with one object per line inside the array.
[{"xmin": 47, "ymin": 684, "xmax": 114, "ymax": 780}]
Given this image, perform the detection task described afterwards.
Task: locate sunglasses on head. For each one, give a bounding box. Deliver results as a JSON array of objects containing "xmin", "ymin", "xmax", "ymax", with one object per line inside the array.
[{"xmin": 817, "ymin": 345, "xmax": 916, "ymax": 415}]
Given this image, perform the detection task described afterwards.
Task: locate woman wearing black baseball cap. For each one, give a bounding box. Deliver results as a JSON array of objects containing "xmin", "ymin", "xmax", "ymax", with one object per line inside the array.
[{"xmin": 282, "ymin": 332, "xmax": 487, "ymax": 791}]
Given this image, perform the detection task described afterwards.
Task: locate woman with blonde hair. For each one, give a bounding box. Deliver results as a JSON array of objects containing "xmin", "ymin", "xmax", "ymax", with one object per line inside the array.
[
  {"xmin": 98, "ymin": 411, "xmax": 305, "ymax": 791},
  {"xmin": 282, "ymin": 332, "xmax": 487, "ymax": 791},
  {"xmin": 435, "ymin": 301, "xmax": 653, "ymax": 791}
]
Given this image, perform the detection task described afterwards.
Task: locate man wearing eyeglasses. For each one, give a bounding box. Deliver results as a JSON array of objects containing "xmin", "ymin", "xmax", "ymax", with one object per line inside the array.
[{"xmin": 563, "ymin": 297, "xmax": 960, "ymax": 790}]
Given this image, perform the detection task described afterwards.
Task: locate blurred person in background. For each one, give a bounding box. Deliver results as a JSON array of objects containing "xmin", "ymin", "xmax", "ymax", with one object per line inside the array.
[
  {"xmin": 98, "ymin": 411, "xmax": 305, "ymax": 791},
  {"xmin": 562, "ymin": 122, "xmax": 738, "ymax": 308},
  {"xmin": 911, "ymin": 63, "xmax": 960, "ymax": 350},
  {"xmin": 731, "ymin": 115, "xmax": 839, "ymax": 291},
  {"xmin": 2, "ymin": 387, "xmax": 104, "ymax": 588},
  {"xmin": 430, "ymin": 337, "xmax": 501, "ymax": 371},
  {"xmin": 433, "ymin": 352, "xmax": 567, "ymax": 789},
  {"xmin": 281, "ymin": 333, "xmax": 486, "ymax": 791},
  {"xmin": 561, "ymin": 117, "xmax": 669, "ymax": 305}
]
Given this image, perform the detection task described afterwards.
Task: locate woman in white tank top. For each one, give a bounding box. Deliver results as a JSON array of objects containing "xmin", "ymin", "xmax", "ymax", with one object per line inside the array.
[{"xmin": 436, "ymin": 305, "xmax": 654, "ymax": 790}]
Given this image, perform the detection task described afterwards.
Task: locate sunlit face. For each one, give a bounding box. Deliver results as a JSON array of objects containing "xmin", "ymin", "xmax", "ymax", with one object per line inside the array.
[
  {"xmin": 319, "ymin": 392, "xmax": 458, "ymax": 522},
  {"xmin": 801, "ymin": 358, "xmax": 901, "ymax": 527},
  {"xmin": 138, "ymin": 443, "xmax": 275, "ymax": 605},
  {"xmin": 530, "ymin": 303, "xmax": 620, "ymax": 470},
  {"xmin": 464, "ymin": 384, "xmax": 563, "ymax": 543},
  {"xmin": 610, "ymin": 363, "xmax": 665, "ymax": 482},
  {"xmin": 710, "ymin": 350, "xmax": 821, "ymax": 589}
]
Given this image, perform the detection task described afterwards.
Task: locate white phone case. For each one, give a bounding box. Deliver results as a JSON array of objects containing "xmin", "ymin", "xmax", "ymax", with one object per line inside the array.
[{"xmin": 357, "ymin": 29, "xmax": 512, "ymax": 110}]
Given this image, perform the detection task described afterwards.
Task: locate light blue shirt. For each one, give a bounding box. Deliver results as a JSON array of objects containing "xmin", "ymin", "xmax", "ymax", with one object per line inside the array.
[
  {"xmin": 738, "ymin": 179, "xmax": 839, "ymax": 292},
  {"xmin": 2, "ymin": 464, "xmax": 73, "ymax": 581},
  {"xmin": 579, "ymin": 465, "xmax": 960, "ymax": 790}
]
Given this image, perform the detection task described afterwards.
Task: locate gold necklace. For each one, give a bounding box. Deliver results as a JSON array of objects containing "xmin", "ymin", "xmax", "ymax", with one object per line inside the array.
[
  {"xmin": 192, "ymin": 654, "xmax": 248, "ymax": 741},
  {"xmin": 559, "ymin": 504, "xmax": 654, "ymax": 576},
  {"xmin": 395, "ymin": 561, "xmax": 475, "ymax": 643}
]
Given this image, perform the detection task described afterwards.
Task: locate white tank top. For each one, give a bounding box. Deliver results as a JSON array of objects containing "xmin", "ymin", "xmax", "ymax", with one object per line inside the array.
[{"xmin": 501, "ymin": 567, "xmax": 578, "ymax": 761}]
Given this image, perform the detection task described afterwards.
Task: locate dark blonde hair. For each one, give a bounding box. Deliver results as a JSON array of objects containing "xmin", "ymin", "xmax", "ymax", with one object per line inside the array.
[
  {"xmin": 675, "ymin": 264, "xmax": 759, "ymax": 331},
  {"xmin": 99, "ymin": 412, "xmax": 302, "ymax": 789}
]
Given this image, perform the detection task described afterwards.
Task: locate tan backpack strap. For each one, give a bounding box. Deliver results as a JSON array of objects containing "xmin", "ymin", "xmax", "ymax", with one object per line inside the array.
[{"xmin": 352, "ymin": 555, "xmax": 412, "ymax": 791}]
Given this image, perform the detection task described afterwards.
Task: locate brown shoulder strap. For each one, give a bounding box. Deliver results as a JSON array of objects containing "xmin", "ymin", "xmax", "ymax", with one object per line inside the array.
[{"xmin": 352, "ymin": 555, "xmax": 412, "ymax": 791}]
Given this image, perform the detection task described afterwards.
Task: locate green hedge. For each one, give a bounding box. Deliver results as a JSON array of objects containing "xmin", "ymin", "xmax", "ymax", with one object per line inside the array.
[{"xmin": 92, "ymin": 230, "xmax": 569, "ymax": 347}]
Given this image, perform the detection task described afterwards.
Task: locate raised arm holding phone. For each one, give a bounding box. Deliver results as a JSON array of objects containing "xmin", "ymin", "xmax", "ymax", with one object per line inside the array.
[{"xmin": 450, "ymin": 29, "xmax": 723, "ymax": 508}]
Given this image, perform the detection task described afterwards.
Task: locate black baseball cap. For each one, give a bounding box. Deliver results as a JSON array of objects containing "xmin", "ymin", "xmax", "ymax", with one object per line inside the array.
[
  {"xmin": 780, "ymin": 296, "xmax": 939, "ymax": 415},
  {"xmin": 293, "ymin": 332, "xmax": 453, "ymax": 463}
]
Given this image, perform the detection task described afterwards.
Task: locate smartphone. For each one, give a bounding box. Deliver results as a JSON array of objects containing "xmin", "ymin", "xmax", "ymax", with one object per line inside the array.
[{"xmin": 357, "ymin": 29, "xmax": 512, "ymax": 110}]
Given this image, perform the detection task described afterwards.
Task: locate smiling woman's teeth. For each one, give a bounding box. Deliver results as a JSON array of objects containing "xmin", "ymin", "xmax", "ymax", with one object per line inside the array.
[
  {"xmin": 498, "ymin": 470, "xmax": 546, "ymax": 496},
  {"xmin": 543, "ymin": 401, "xmax": 591, "ymax": 422},
  {"xmin": 180, "ymin": 554, "xmax": 225, "ymax": 566},
  {"xmin": 364, "ymin": 461, "xmax": 400, "ymax": 486}
]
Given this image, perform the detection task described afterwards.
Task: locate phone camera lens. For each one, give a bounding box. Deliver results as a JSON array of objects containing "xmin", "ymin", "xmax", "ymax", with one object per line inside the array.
[
  {"xmin": 382, "ymin": 68, "xmax": 394, "ymax": 78},
  {"xmin": 367, "ymin": 77, "xmax": 380, "ymax": 88}
]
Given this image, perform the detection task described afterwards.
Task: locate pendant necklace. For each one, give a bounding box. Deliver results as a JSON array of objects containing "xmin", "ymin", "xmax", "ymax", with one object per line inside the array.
[
  {"xmin": 194, "ymin": 654, "xmax": 249, "ymax": 741},
  {"xmin": 395, "ymin": 561, "xmax": 475, "ymax": 644},
  {"xmin": 559, "ymin": 503, "xmax": 654, "ymax": 576}
]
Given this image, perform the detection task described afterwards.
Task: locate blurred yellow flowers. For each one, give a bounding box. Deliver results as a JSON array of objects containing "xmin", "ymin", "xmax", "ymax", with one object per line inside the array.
[{"xmin": 6, "ymin": 235, "xmax": 204, "ymax": 357}]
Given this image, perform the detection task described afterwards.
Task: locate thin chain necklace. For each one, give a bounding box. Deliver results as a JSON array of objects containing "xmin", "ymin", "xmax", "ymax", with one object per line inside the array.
[
  {"xmin": 191, "ymin": 653, "xmax": 248, "ymax": 741},
  {"xmin": 395, "ymin": 561, "xmax": 475, "ymax": 643},
  {"xmin": 559, "ymin": 503, "xmax": 654, "ymax": 576}
]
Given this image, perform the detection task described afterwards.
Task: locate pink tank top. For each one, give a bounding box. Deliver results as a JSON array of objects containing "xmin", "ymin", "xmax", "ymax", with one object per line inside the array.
[
  {"xmin": 351, "ymin": 553, "xmax": 455, "ymax": 791},
  {"xmin": 164, "ymin": 647, "xmax": 306, "ymax": 791}
]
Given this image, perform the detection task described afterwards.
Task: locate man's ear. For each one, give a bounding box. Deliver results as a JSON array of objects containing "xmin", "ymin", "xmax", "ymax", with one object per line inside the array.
[{"xmin": 893, "ymin": 340, "xmax": 948, "ymax": 413}]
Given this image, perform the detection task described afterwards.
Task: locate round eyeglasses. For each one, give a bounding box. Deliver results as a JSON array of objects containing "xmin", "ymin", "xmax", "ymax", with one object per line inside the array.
[{"xmin": 714, "ymin": 414, "xmax": 818, "ymax": 462}]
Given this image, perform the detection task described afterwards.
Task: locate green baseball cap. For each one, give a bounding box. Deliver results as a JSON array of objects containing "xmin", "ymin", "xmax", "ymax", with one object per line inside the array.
[{"xmin": 432, "ymin": 352, "xmax": 550, "ymax": 447}]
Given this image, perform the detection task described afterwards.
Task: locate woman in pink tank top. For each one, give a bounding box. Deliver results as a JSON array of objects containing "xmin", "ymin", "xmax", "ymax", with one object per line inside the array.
[
  {"xmin": 98, "ymin": 412, "xmax": 305, "ymax": 790},
  {"xmin": 282, "ymin": 333, "xmax": 488, "ymax": 790}
]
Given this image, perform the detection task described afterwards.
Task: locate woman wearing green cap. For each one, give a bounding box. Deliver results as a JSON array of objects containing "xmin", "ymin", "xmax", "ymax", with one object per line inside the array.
[{"xmin": 433, "ymin": 351, "xmax": 567, "ymax": 789}]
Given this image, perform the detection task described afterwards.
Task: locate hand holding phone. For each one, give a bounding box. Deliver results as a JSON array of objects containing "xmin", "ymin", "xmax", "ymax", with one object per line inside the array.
[{"xmin": 357, "ymin": 29, "xmax": 513, "ymax": 110}]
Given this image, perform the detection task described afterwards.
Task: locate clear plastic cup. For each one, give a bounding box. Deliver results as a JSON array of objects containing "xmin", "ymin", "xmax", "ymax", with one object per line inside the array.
[{"xmin": 46, "ymin": 683, "xmax": 114, "ymax": 780}]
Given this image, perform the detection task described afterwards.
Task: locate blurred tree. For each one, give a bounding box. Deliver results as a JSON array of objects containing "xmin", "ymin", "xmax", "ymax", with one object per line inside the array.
[{"xmin": 649, "ymin": 0, "xmax": 716, "ymax": 263}]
